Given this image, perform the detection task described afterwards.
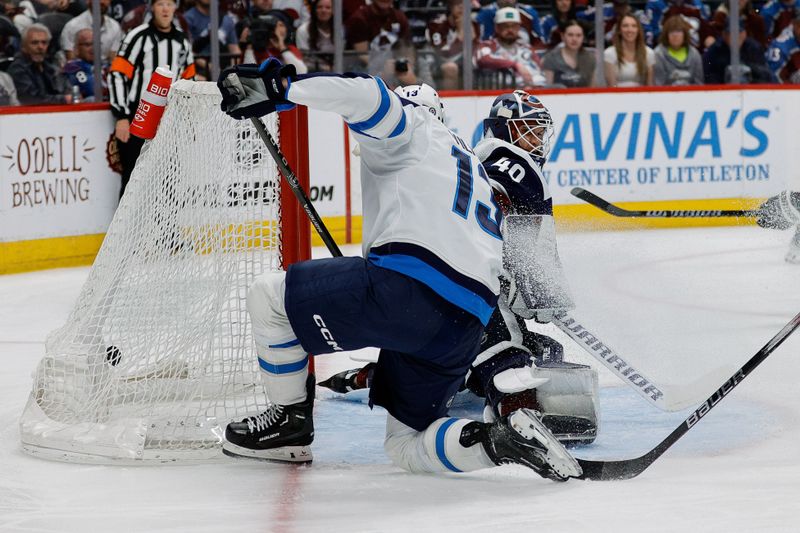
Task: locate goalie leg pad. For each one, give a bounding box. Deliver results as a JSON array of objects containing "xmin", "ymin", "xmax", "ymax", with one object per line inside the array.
[
  {"xmin": 533, "ymin": 362, "xmax": 599, "ymax": 444},
  {"xmin": 384, "ymin": 414, "xmax": 494, "ymax": 473},
  {"xmin": 247, "ymin": 272, "xmax": 309, "ymax": 405}
]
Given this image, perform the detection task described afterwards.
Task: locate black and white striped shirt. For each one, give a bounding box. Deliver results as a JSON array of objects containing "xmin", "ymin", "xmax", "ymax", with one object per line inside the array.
[{"xmin": 108, "ymin": 21, "xmax": 195, "ymax": 120}]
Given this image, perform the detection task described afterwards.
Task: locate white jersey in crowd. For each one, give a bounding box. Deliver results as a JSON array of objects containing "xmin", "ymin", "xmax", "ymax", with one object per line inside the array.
[{"xmin": 286, "ymin": 73, "xmax": 503, "ymax": 323}]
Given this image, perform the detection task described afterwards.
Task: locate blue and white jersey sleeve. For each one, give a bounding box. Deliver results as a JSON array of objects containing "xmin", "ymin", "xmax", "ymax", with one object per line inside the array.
[
  {"xmin": 474, "ymin": 138, "xmax": 553, "ymax": 217},
  {"xmin": 287, "ymin": 73, "xmax": 410, "ymax": 142}
]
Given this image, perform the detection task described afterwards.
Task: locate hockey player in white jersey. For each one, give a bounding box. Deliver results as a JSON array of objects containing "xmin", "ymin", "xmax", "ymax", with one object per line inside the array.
[
  {"xmin": 755, "ymin": 190, "xmax": 800, "ymax": 264},
  {"xmin": 323, "ymin": 90, "xmax": 599, "ymax": 445},
  {"xmin": 217, "ymin": 60, "xmax": 582, "ymax": 481}
]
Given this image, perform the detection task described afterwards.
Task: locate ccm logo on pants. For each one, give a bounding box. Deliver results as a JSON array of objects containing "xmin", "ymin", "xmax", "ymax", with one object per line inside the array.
[{"xmin": 313, "ymin": 314, "xmax": 344, "ymax": 351}]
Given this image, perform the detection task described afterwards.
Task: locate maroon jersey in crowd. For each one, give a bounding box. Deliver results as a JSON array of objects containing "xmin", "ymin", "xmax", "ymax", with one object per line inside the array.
[
  {"xmin": 345, "ymin": 3, "xmax": 411, "ymax": 49},
  {"xmin": 475, "ymin": 38, "xmax": 546, "ymax": 86},
  {"xmin": 426, "ymin": 13, "xmax": 479, "ymax": 59}
]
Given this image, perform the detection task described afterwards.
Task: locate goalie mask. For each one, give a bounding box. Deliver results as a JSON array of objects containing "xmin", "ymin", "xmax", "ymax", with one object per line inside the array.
[
  {"xmin": 483, "ymin": 90, "xmax": 554, "ymax": 166},
  {"xmin": 394, "ymin": 83, "xmax": 446, "ymax": 123}
]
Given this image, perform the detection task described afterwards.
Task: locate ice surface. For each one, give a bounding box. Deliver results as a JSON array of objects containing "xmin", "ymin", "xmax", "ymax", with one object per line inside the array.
[{"xmin": 1, "ymin": 226, "xmax": 798, "ymax": 532}]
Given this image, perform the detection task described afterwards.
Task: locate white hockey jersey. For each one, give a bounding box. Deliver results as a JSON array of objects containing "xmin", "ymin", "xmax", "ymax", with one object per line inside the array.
[{"xmin": 286, "ymin": 73, "xmax": 503, "ymax": 324}]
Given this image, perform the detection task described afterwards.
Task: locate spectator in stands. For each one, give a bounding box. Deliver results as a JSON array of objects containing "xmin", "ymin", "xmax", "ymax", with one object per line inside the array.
[
  {"xmin": 0, "ymin": 11, "xmax": 19, "ymax": 60},
  {"xmin": 248, "ymin": 12, "xmax": 307, "ymax": 73},
  {"xmin": 296, "ymin": 0, "xmax": 334, "ymax": 71},
  {"xmin": 274, "ymin": 0, "xmax": 310, "ymax": 28},
  {"xmin": 710, "ymin": 0, "xmax": 766, "ymax": 48},
  {"xmin": 576, "ymin": 0, "xmax": 632, "ymax": 48},
  {"xmin": 542, "ymin": 19, "xmax": 594, "ymax": 87},
  {"xmin": 477, "ymin": 0, "xmax": 544, "ymax": 48},
  {"xmin": 63, "ymin": 28, "xmax": 106, "ymax": 100},
  {"xmin": 185, "ymin": 0, "xmax": 242, "ymax": 60},
  {"xmin": 642, "ymin": 0, "xmax": 713, "ymax": 51},
  {"xmin": 14, "ymin": 0, "xmax": 84, "ymax": 30},
  {"xmin": 767, "ymin": 12, "xmax": 800, "ymax": 83},
  {"xmin": 0, "ymin": 69, "xmax": 19, "ymax": 104},
  {"xmin": 642, "ymin": 0, "xmax": 709, "ymax": 45},
  {"xmin": 703, "ymin": 19, "xmax": 773, "ymax": 84},
  {"xmin": 603, "ymin": 13, "xmax": 654, "ymax": 87},
  {"xmin": 108, "ymin": 0, "xmax": 194, "ymax": 197},
  {"xmin": 475, "ymin": 7, "xmax": 546, "ymax": 87},
  {"xmin": 109, "ymin": 0, "xmax": 147, "ymax": 24},
  {"xmin": 60, "ymin": 0, "xmax": 124, "ymax": 62},
  {"xmin": 398, "ymin": 0, "xmax": 446, "ymax": 52},
  {"xmin": 540, "ymin": 0, "xmax": 578, "ymax": 48},
  {"xmin": 8, "ymin": 23, "xmax": 72, "ymax": 103},
  {"xmin": 761, "ymin": 0, "xmax": 800, "ymax": 42},
  {"xmin": 120, "ymin": 1, "xmax": 189, "ymax": 34},
  {"xmin": 653, "ymin": 15, "xmax": 703, "ymax": 85},
  {"xmin": 426, "ymin": 0, "xmax": 477, "ymax": 89},
  {"xmin": 345, "ymin": 0, "xmax": 418, "ymax": 86}
]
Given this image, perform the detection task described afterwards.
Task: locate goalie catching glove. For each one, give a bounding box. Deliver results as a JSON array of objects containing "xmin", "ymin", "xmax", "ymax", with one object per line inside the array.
[
  {"xmin": 501, "ymin": 214, "xmax": 574, "ymax": 322},
  {"xmin": 217, "ymin": 58, "xmax": 296, "ymax": 119}
]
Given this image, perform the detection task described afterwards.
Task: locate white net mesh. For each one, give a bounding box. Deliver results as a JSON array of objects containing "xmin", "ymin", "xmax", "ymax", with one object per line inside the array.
[{"xmin": 19, "ymin": 81, "xmax": 286, "ymax": 463}]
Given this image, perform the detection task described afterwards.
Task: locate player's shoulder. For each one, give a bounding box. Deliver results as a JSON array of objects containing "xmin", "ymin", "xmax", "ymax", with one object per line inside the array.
[{"xmin": 125, "ymin": 23, "xmax": 152, "ymax": 40}]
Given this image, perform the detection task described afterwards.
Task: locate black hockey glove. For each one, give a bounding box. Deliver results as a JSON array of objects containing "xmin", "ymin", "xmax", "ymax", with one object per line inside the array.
[{"xmin": 217, "ymin": 58, "xmax": 296, "ymax": 120}]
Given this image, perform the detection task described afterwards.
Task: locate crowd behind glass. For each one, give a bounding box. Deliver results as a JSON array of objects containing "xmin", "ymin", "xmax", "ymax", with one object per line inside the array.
[{"xmin": 1, "ymin": 0, "xmax": 800, "ymax": 106}]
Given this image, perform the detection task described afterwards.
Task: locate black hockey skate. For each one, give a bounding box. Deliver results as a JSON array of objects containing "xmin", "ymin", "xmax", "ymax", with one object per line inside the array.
[
  {"xmin": 223, "ymin": 375, "xmax": 315, "ymax": 463},
  {"xmin": 481, "ymin": 408, "xmax": 582, "ymax": 481},
  {"xmin": 317, "ymin": 363, "xmax": 375, "ymax": 393}
]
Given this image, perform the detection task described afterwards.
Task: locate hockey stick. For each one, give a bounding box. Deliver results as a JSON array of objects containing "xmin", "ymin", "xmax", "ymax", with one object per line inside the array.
[
  {"xmin": 551, "ymin": 311, "xmax": 700, "ymax": 412},
  {"xmin": 574, "ymin": 311, "xmax": 800, "ymax": 481},
  {"xmin": 250, "ymin": 117, "xmax": 343, "ymax": 257},
  {"xmin": 572, "ymin": 187, "xmax": 759, "ymax": 218}
]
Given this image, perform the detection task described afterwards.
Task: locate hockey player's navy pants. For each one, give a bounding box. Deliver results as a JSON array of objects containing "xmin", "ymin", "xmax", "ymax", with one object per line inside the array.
[{"xmin": 285, "ymin": 256, "xmax": 486, "ymax": 431}]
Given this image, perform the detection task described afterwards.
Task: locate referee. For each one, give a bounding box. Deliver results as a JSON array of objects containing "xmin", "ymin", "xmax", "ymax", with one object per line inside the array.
[{"xmin": 108, "ymin": 0, "xmax": 196, "ymax": 199}]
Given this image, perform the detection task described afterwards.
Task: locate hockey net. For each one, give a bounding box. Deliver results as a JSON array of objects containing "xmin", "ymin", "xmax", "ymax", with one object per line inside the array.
[{"xmin": 19, "ymin": 80, "xmax": 310, "ymax": 463}]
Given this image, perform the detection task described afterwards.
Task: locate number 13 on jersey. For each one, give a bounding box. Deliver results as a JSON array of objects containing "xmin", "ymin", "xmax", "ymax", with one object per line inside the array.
[{"xmin": 451, "ymin": 146, "xmax": 503, "ymax": 240}]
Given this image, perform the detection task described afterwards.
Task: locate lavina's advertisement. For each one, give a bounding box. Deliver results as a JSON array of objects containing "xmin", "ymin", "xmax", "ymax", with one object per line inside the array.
[
  {"xmin": 0, "ymin": 108, "xmax": 120, "ymax": 243},
  {"xmin": 306, "ymin": 88, "xmax": 799, "ymax": 223},
  {"xmin": 443, "ymin": 88, "xmax": 797, "ymax": 204}
]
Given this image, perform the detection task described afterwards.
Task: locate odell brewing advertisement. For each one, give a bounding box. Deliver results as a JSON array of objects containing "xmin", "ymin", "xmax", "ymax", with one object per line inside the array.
[{"xmin": 0, "ymin": 108, "xmax": 120, "ymax": 242}]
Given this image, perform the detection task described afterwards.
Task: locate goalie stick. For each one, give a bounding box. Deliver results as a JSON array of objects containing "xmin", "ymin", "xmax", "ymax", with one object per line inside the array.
[
  {"xmin": 573, "ymin": 311, "xmax": 800, "ymax": 481},
  {"xmin": 572, "ymin": 187, "xmax": 759, "ymax": 219},
  {"xmin": 551, "ymin": 311, "xmax": 703, "ymax": 412}
]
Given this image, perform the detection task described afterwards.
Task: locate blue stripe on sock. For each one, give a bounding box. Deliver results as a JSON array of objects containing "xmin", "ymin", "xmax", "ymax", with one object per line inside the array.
[
  {"xmin": 268, "ymin": 338, "xmax": 301, "ymax": 349},
  {"xmin": 435, "ymin": 418, "xmax": 462, "ymax": 473},
  {"xmin": 258, "ymin": 354, "xmax": 309, "ymax": 375}
]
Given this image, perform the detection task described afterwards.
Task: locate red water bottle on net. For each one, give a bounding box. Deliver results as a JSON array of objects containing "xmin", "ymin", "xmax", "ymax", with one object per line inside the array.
[{"xmin": 130, "ymin": 66, "xmax": 174, "ymax": 140}]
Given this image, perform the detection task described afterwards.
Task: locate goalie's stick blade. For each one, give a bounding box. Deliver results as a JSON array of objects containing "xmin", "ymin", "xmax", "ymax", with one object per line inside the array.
[
  {"xmin": 553, "ymin": 311, "xmax": 708, "ymax": 412},
  {"xmin": 574, "ymin": 311, "xmax": 800, "ymax": 481},
  {"xmin": 571, "ymin": 187, "xmax": 758, "ymax": 218}
]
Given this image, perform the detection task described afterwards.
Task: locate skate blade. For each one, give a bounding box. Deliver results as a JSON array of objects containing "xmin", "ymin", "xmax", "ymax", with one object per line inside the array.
[
  {"xmin": 222, "ymin": 442, "xmax": 313, "ymax": 464},
  {"xmin": 512, "ymin": 409, "xmax": 583, "ymax": 480}
]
